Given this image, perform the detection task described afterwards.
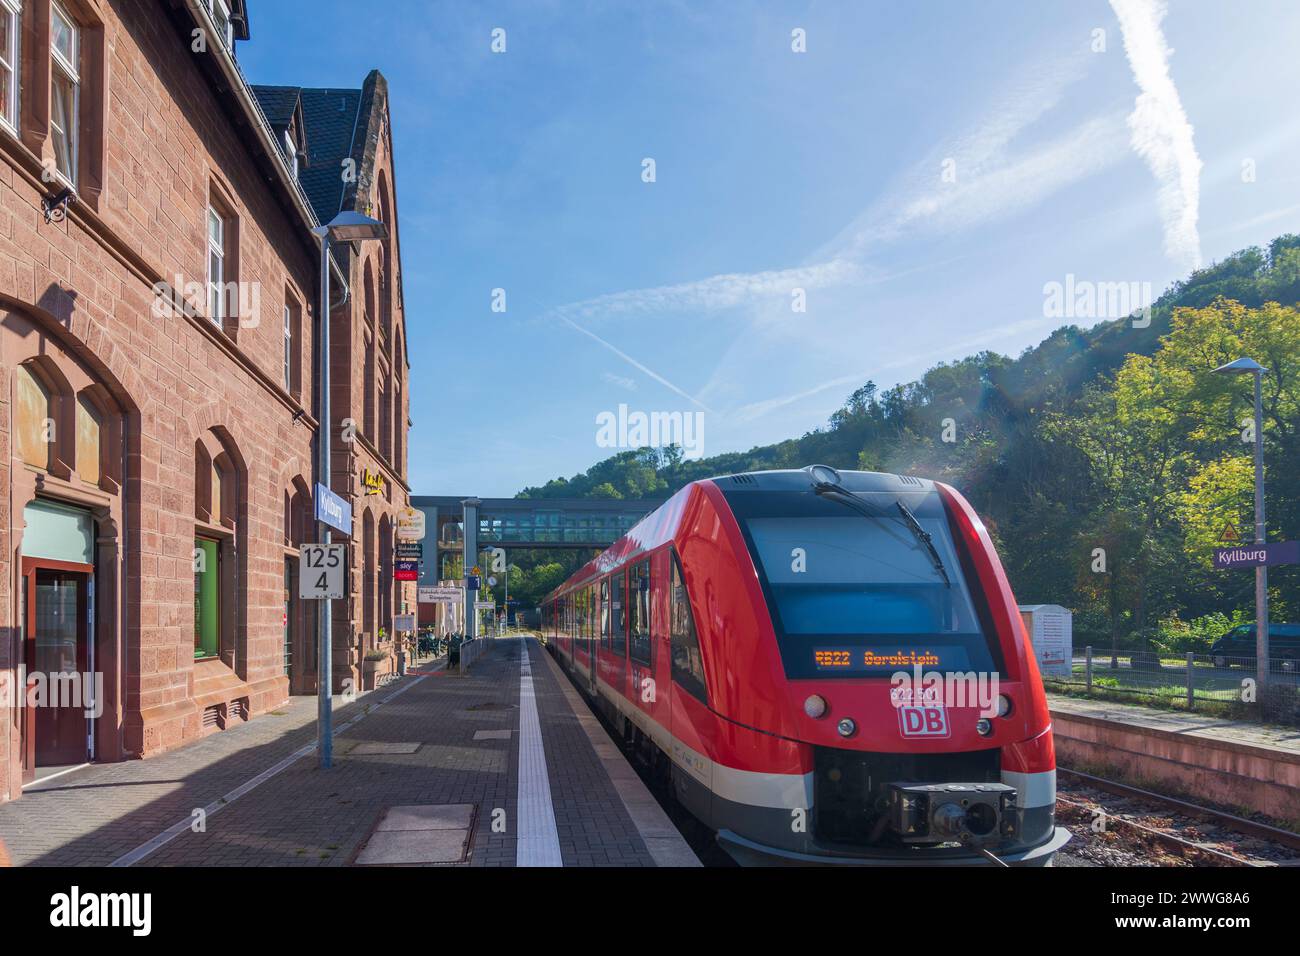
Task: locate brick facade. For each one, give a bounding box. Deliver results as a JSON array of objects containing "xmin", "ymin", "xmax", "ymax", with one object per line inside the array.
[{"xmin": 0, "ymin": 1, "xmax": 411, "ymax": 801}]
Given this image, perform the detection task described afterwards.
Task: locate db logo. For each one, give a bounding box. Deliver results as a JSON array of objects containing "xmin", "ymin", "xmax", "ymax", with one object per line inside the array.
[{"xmin": 898, "ymin": 704, "xmax": 950, "ymax": 738}]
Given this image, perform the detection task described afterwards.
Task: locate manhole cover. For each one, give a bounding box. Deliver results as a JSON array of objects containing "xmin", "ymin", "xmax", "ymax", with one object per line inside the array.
[
  {"xmin": 353, "ymin": 804, "xmax": 476, "ymax": 866},
  {"xmin": 473, "ymin": 730, "xmax": 512, "ymax": 741},
  {"xmin": 346, "ymin": 742, "xmax": 421, "ymax": 755}
]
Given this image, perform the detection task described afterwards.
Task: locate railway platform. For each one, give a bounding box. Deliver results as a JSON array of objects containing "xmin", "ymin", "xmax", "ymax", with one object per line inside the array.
[
  {"xmin": 1048, "ymin": 693, "xmax": 1300, "ymax": 822},
  {"xmin": 0, "ymin": 635, "xmax": 699, "ymax": 867}
]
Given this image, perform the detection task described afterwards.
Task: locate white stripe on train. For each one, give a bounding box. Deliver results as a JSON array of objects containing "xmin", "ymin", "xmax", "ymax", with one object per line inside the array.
[{"xmin": 561, "ymin": 657, "xmax": 1054, "ymax": 810}]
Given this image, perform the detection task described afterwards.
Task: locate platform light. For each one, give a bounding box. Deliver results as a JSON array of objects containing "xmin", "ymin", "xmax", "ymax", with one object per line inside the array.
[
  {"xmin": 804, "ymin": 695, "xmax": 827, "ymax": 719},
  {"xmin": 321, "ymin": 209, "xmax": 389, "ymax": 243},
  {"xmin": 836, "ymin": 717, "xmax": 856, "ymax": 738},
  {"xmin": 310, "ymin": 209, "xmax": 389, "ymax": 771}
]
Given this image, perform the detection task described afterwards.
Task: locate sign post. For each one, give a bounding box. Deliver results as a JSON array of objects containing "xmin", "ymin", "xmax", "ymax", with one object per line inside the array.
[
  {"xmin": 312, "ymin": 482, "xmax": 352, "ymax": 770},
  {"xmin": 461, "ymin": 498, "xmax": 481, "ymax": 642}
]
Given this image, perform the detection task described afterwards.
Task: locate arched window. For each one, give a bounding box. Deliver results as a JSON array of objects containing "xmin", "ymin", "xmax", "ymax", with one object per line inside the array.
[
  {"xmin": 362, "ymin": 509, "xmax": 376, "ymax": 646},
  {"xmin": 16, "ymin": 363, "xmax": 53, "ymax": 468},
  {"xmin": 76, "ymin": 392, "xmax": 103, "ymax": 486},
  {"xmin": 377, "ymin": 173, "xmax": 393, "ymax": 348},
  {"xmin": 194, "ymin": 431, "xmax": 242, "ymax": 664},
  {"xmin": 194, "ymin": 441, "xmax": 213, "ymax": 522},
  {"xmin": 392, "ymin": 364, "xmax": 402, "ymax": 473},
  {"xmin": 363, "ymin": 258, "xmax": 376, "ymax": 331},
  {"xmin": 363, "ymin": 331, "xmax": 376, "ymax": 440},
  {"xmin": 378, "ymin": 513, "xmax": 393, "ymax": 641},
  {"xmin": 378, "ymin": 359, "xmax": 390, "ymax": 460}
]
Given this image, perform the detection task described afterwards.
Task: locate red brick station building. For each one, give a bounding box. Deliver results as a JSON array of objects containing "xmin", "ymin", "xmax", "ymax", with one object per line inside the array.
[{"xmin": 0, "ymin": 1, "xmax": 414, "ymax": 801}]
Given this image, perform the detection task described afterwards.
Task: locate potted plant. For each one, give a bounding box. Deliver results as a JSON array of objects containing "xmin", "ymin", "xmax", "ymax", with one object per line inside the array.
[{"xmin": 362, "ymin": 647, "xmax": 391, "ymax": 690}]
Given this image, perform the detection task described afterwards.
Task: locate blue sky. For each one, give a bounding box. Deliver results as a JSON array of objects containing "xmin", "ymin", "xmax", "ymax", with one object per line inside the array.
[{"xmin": 237, "ymin": 0, "xmax": 1300, "ymax": 497}]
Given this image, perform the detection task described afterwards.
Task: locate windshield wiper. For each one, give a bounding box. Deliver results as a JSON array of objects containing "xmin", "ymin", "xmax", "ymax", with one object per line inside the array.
[
  {"xmin": 893, "ymin": 499, "xmax": 951, "ymax": 588},
  {"xmin": 813, "ymin": 482, "xmax": 951, "ymax": 588}
]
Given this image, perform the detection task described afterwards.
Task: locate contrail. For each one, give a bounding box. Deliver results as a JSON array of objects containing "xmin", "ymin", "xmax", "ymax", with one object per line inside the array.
[
  {"xmin": 555, "ymin": 312, "xmax": 714, "ymax": 414},
  {"xmin": 1110, "ymin": 0, "xmax": 1203, "ymax": 270}
]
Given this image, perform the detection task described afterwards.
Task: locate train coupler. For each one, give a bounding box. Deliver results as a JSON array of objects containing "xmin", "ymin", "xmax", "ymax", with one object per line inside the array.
[{"xmin": 887, "ymin": 782, "xmax": 1019, "ymax": 845}]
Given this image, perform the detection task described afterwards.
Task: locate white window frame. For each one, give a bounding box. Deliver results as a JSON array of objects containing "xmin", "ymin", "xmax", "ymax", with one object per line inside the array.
[
  {"xmin": 207, "ymin": 206, "xmax": 225, "ymax": 324},
  {"xmin": 49, "ymin": 1, "xmax": 79, "ymax": 187},
  {"xmin": 284, "ymin": 129, "xmax": 298, "ymax": 179},
  {"xmin": 210, "ymin": 0, "xmax": 233, "ymax": 49},
  {"xmin": 0, "ymin": 0, "xmax": 20, "ymax": 135},
  {"xmin": 283, "ymin": 302, "xmax": 293, "ymax": 390}
]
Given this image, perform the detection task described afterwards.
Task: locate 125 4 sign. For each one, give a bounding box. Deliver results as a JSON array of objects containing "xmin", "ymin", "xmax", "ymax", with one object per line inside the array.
[{"xmin": 299, "ymin": 544, "xmax": 347, "ymax": 599}]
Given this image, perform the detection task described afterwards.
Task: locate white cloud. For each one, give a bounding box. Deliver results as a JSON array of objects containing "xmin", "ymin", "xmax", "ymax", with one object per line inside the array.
[
  {"xmin": 550, "ymin": 43, "xmax": 1131, "ymax": 426},
  {"xmin": 1109, "ymin": 0, "xmax": 1203, "ymax": 271},
  {"xmin": 553, "ymin": 258, "xmax": 862, "ymax": 323},
  {"xmin": 600, "ymin": 371, "xmax": 637, "ymax": 391}
]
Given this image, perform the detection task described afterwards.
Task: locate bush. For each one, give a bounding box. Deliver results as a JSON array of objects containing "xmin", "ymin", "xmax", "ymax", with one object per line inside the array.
[
  {"xmin": 1071, "ymin": 607, "xmax": 1111, "ymax": 649},
  {"xmin": 1150, "ymin": 610, "xmax": 1248, "ymax": 656}
]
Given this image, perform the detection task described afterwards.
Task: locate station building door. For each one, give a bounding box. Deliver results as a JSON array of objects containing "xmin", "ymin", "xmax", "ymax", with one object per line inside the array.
[{"xmin": 20, "ymin": 499, "xmax": 97, "ymax": 782}]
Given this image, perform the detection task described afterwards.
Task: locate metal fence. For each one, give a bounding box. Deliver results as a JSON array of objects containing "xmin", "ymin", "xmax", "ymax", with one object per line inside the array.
[{"xmin": 1042, "ymin": 645, "xmax": 1300, "ymax": 724}]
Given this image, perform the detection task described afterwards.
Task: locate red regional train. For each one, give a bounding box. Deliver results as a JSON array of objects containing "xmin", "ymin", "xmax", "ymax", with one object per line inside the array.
[{"xmin": 543, "ymin": 465, "xmax": 1070, "ymax": 866}]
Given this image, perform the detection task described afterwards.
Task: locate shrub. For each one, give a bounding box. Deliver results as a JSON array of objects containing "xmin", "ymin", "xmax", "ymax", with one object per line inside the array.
[{"xmin": 1150, "ymin": 610, "xmax": 1248, "ymax": 656}]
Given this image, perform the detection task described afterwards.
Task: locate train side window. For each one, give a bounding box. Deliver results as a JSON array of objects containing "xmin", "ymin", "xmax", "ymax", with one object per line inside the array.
[
  {"xmin": 584, "ymin": 585, "xmax": 594, "ymax": 652},
  {"xmin": 629, "ymin": 559, "xmax": 652, "ymax": 665},
  {"xmin": 576, "ymin": 589, "xmax": 584, "ymax": 652},
  {"xmin": 611, "ymin": 572, "xmax": 627, "ymax": 656},
  {"xmin": 670, "ymin": 551, "xmax": 707, "ymax": 703},
  {"xmin": 600, "ymin": 577, "xmax": 611, "ymax": 650}
]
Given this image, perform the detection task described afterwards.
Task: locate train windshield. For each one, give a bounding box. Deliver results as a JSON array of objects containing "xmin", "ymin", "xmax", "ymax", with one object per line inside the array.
[{"xmin": 727, "ymin": 489, "xmax": 1002, "ymax": 678}]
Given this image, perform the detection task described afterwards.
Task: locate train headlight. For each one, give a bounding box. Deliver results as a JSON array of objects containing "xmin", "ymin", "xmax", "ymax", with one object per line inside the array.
[
  {"xmin": 975, "ymin": 718, "xmax": 993, "ymax": 737},
  {"xmin": 836, "ymin": 717, "xmax": 857, "ymax": 738},
  {"xmin": 804, "ymin": 695, "xmax": 827, "ymax": 719},
  {"xmin": 996, "ymin": 694, "xmax": 1013, "ymax": 718}
]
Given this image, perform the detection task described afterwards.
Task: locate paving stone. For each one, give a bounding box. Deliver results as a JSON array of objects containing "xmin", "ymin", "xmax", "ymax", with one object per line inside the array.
[
  {"xmin": 473, "ymin": 730, "xmax": 512, "ymax": 740},
  {"xmin": 0, "ymin": 639, "xmax": 658, "ymax": 868}
]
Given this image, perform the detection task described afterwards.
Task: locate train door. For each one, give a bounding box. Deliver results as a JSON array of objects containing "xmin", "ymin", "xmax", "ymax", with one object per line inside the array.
[
  {"xmin": 627, "ymin": 558, "xmax": 653, "ymax": 717},
  {"xmin": 666, "ymin": 549, "xmax": 712, "ymax": 822},
  {"xmin": 607, "ymin": 571, "xmax": 628, "ymax": 701}
]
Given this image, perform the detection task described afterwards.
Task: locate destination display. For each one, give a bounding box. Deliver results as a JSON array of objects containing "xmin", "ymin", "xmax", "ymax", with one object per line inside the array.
[{"xmin": 811, "ymin": 646, "xmax": 976, "ymax": 673}]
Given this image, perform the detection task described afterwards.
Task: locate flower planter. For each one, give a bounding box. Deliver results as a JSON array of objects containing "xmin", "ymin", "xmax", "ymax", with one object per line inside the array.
[{"xmin": 362, "ymin": 654, "xmax": 392, "ymax": 691}]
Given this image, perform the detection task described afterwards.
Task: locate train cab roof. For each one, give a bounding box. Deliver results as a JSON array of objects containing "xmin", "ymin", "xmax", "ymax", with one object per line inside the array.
[{"xmin": 708, "ymin": 467, "xmax": 937, "ymax": 496}]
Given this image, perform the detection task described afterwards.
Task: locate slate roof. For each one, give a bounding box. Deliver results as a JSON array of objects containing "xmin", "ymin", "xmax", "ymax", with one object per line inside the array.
[
  {"xmin": 249, "ymin": 84, "xmax": 299, "ymax": 127},
  {"xmin": 298, "ymin": 87, "xmax": 364, "ymax": 223}
]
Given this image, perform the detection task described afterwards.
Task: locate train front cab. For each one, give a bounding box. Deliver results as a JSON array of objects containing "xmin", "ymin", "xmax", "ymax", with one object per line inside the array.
[{"xmin": 679, "ymin": 472, "xmax": 1070, "ymax": 866}]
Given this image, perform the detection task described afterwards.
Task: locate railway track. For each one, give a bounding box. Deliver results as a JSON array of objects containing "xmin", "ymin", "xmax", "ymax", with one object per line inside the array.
[{"xmin": 1057, "ymin": 766, "xmax": 1300, "ymax": 867}]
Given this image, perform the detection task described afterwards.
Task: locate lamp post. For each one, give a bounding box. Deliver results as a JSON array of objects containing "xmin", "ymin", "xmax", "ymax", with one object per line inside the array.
[
  {"xmin": 312, "ymin": 210, "xmax": 388, "ymax": 769},
  {"xmin": 1213, "ymin": 356, "xmax": 1269, "ymax": 700}
]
